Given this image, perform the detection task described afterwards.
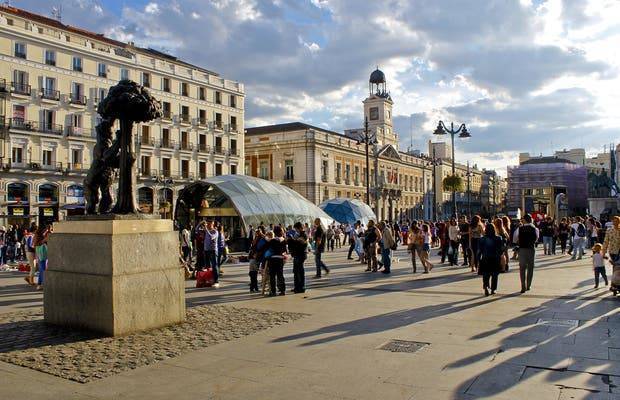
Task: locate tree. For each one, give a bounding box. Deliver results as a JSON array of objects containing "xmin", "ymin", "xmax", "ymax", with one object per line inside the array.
[{"xmin": 443, "ymin": 175, "xmax": 464, "ymax": 193}]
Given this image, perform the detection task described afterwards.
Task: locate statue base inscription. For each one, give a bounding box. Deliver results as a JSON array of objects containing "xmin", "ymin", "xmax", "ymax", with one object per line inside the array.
[{"xmin": 44, "ymin": 218, "xmax": 186, "ymax": 336}]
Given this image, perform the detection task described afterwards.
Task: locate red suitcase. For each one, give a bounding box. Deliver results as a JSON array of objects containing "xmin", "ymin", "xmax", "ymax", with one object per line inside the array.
[{"xmin": 196, "ymin": 269, "xmax": 214, "ymax": 288}]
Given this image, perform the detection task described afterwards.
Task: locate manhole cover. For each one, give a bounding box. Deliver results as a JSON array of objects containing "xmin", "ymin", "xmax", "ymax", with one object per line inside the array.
[
  {"xmin": 378, "ymin": 340, "xmax": 429, "ymax": 353},
  {"xmin": 536, "ymin": 318, "xmax": 579, "ymax": 328}
]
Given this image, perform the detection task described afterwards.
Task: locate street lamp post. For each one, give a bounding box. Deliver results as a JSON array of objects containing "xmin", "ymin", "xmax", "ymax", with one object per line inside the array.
[
  {"xmin": 426, "ymin": 148, "xmax": 442, "ymax": 221},
  {"xmin": 357, "ymin": 117, "xmax": 374, "ymax": 207},
  {"xmin": 466, "ymin": 161, "xmax": 473, "ymax": 218},
  {"xmin": 433, "ymin": 121, "xmax": 471, "ymax": 218}
]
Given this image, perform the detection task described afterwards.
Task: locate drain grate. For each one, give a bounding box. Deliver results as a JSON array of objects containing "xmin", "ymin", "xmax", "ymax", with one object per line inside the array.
[
  {"xmin": 378, "ymin": 340, "xmax": 429, "ymax": 353},
  {"xmin": 536, "ymin": 318, "xmax": 579, "ymax": 328}
]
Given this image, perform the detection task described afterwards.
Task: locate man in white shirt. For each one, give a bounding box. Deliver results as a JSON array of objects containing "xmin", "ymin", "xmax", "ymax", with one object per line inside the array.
[{"xmin": 571, "ymin": 216, "xmax": 587, "ymax": 260}]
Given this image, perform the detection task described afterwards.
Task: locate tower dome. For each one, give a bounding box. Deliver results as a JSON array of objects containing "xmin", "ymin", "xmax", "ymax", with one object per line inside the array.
[
  {"xmin": 368, "ymin": 67, "xmax": 389, "ymax": 98},
  {"xmin": 369, "ymin": 68, "xmax": 386, "ymax": 84}
]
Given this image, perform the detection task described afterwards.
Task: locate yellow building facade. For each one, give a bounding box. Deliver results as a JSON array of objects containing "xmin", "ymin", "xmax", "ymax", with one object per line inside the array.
[{"xmin": 0, "ymin": 5, "xmax": 244, "ymax": 225}]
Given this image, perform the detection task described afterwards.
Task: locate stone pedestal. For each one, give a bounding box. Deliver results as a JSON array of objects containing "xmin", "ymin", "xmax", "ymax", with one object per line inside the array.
[{"xmin": 44, "ymin": 218, "xmax": 186, "ymax": 336}]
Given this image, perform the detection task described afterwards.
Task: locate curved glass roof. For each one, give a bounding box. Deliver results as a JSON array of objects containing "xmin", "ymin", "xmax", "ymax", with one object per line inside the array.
[
  {"xmin": 319, "ymin": 198, "xmax": 377, "ymax": 226},
  {"xmin": 177, "ymin": 175, "xmax": 333, "ymax": 229}
]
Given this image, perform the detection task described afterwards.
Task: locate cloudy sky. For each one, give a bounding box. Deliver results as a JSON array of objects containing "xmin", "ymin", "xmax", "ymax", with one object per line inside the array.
[{"xmin": 13, "ymin": 0, "xmax": 620, "ymax": 174}]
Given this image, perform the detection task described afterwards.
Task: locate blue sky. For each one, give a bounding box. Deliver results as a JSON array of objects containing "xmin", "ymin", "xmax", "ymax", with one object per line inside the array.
[{"xmin": 11, "ymin": 0, "xmax": 620, "ymax": 174}]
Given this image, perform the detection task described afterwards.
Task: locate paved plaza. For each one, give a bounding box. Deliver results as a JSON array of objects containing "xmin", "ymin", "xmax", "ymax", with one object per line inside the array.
[{"xmin": 1, "ymin": 247, "xmax": 619, "ymax": 400}]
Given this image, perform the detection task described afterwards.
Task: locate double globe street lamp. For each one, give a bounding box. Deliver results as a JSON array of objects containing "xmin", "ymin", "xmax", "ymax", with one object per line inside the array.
[{"xmin": 433, "ymin": 121, "xmax": 471, "ymax": 218}]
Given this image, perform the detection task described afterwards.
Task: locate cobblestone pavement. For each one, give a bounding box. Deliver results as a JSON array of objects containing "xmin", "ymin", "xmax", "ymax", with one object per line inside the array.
[{"xmin": 0, "ymin": 305, "xmax": 304, "ymax": 383}]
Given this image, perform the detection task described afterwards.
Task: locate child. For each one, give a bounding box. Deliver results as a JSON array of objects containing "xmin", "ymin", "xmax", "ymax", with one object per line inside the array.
[{"xmin": 592, "ymin": 243, "xmax": 608, "ymax": 288}]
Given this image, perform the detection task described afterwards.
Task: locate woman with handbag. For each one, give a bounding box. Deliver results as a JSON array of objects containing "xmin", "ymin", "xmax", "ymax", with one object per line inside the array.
[
  {"xmin": 494, "ymin": 218, "xmax": 510, "ymax": 272},
  {"xmin": 478, "ymin": 224, "xmax": 505, "ymax": 296}
]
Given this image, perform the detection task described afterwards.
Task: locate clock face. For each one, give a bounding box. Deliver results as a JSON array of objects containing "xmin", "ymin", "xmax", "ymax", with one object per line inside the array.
[{"xmin": 369, "ymin": 107, "xmax": 379, "ymax": 120}]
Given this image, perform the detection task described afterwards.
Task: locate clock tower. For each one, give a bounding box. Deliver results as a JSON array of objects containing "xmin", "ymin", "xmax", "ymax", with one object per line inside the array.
[{"xmin": 363, "ymin": 68, "xmax": 398, "ymax": 148}]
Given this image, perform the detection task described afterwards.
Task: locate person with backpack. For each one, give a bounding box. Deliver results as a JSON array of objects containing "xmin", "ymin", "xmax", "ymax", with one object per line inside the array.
[
  {"xmin": 478, "ymin": 223, "xmax": 505, "ymax": 296},
  {"xmin": 24, "ymin": 227, "xmax": 37, "ymax": 286},
  {"xmin": 288, "ymin": 222, "xmax": 308, "ymax": 293},
  {"xmin": 514, "ymin": 214, "xmax": 539, "ymax": 293},
  {"xmin": 571, "ymin": 216, "xmax": 587, "ymax": 260},
  {"xmin": 313, "ymin": 218, "xmax": 330, "ymax": 278}
]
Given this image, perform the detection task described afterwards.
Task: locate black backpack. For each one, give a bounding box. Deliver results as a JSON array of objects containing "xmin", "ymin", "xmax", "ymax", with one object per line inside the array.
[{"xmin": 577, "ymin": 223, "xmax": 586, "ymax": 238}]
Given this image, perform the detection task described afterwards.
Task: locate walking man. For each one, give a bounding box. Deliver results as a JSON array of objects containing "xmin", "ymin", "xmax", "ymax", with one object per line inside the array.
[
  {"xmin": 203, "ymin": 220, "xmax": 224, "ymax": 288},
  {"xmin": 514, "ymin": 214, "xmax": 539, "ymax": 293},
  {"xmin": 347, "ymin": 222, "xmax": 359, "ymax": 260},
  {"xmin": 287, "ymin": 222, "xmax": 308, "ymax": 293},
  {"xmin": 313, "ymin": 218, "xmax": 330, "ymax": 278}
]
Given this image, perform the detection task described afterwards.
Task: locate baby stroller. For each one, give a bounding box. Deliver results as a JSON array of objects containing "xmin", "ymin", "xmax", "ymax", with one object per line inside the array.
[{"xmin": 610, "ymin": 256, "xmax": 620, "ymax": 296}]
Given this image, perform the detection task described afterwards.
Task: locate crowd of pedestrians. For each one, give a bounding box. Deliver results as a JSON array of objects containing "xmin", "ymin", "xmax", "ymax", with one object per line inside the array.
[{"xmin": 2, "ymin": 223, "xmax": 51, "ymax": 290}]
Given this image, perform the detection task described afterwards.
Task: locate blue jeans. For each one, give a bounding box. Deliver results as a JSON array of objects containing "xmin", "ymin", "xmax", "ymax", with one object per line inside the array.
[
  {"xmin": 381, "ymin": 247, "xmax": 391, "ymax": 272},
  {"xmin": 542, "ymin": 236, "xmax": 553, "ymax": 254},
  {"xmin": 38, "ymin": 259, "xmax": 47, "ymax": 285},
  {"xmin": 205, "ymin": 250, "xmax": 219, "ymax": 282},
  {"xmin": 315, "ymin": 251, "xmax": 328, "ymax": 276},
  {"xmin": 0, "ymin": 245, "xmax": 6, "ymax": 265},
  {"xmin": 572, "ymin": 237, "xmax": 585, "ymax": 259}
]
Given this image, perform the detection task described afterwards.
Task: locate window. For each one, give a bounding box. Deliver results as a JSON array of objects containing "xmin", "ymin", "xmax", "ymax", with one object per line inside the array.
[
  {"xmin": 199, "ymin": 87, "xmax": 206, "ymax": 100},
  {"xmin": 198, "ymin": 109, "xmax": 207, "ymax": 125},
  {"xmin": 72, "ymin": 56, "xmax": 83, "ymax": 72},
  {"xmin": 215, "ymin": 91, "xmax": 221, "ymax": 104},
  {"xmin": 72, "ymin": 114, "xmax": 82, "ymax": 129},
  {"xmin": 199, "ymin": 161, "xmax": 207, "ymax": 179},
  {"xmin": 162, "ymin": 158, "xmax": 171, "ymax": 176},
  {"xmin": 42, "ymin": 150, "xmax": 53, "ymax": 166},
  {"xmin": 42, "ymin": 109, "xmax": 55, "ymax": 129},
  {"xmin": 12, "ymin": 105, "xmax": 25, "ymax": 122},
  {"xmin": 162, "ymin": 77, "xmax": 170, "ymax": 92},
  {"xmin": 230, "ymin": 116, "xmax": 237, "ymax": 131},
  {"xmin": 140, "ymin": 156, "xmax": 151, "ymax": 176},
  {"xmin": 181, "ymin": 82, "xmax": 189, "ymax": 96},
  {"xmin": 285, "ymin": 160, "xmax": 294, "ymax": 180},
  {"xmin": 321, "ymin": 160, "xmax": 328, "ymax": 182},
  {"xmin": 181, "ymin": 160, "xmax": 190, "ymax": 178},
  {"xmin": 354, "ymin": 166, "xmax": 360, "ymax": 184},
  {"xmin": 141, "ymin": 125, "xmax": 151, "ymax": 145},
  {"xmin": 120, "ymin": 68, "xmax": 129, "ymax": 80},
  {"xmin": 71, "ymin": 149, "xmax": 83, "ymax": 169},
  {"xmin": 215, "ymin": 136, "xmax": 222, "ymax": 152},
  {"xmin": 97, "ymin": 88, "xmax": 107, "ymax": 103},
  {"xmin": 180, "ymin": 105, "xmax": 190, "ymax": 123},
  {"xmin": 259, "ymin": 161, "xmax": 269, "ymax": 179},
  {"xmin": 345, "ymin": 164, "xmax": 351, "ymax": 183},
  {"xmin": 162, "ymin": 102, "xmax": 171, "ymax": 119},
  {"xmin": 12, "ymin": 147, "xmax": 24, "ymax": 164},
  {"xmin": 336, "ymin": 162, "xmax": 342, "ymax": 182},
  {"xmin": 230, "ymin": 139, "xmax": 237, "ymax": 154},
  {"xmin": 142, "ymin": 72, "xmax": 150, "ymax": 88},
  {"xmin": 98, "ymin": 63, "xmax": 107, "ymax": 78},
  {"xmin": 215, "ymin": 113, "xmax": 222, "ymax": 129},
  {"xmin": 230, "ymin": 165, "xmax": 237, "ymax": 175},
  {"xmin": 369, "ymin": 107, "xmax": 379, "ymax": 120},
  {"xmin": 162, "ymin": 128, "xmax": 170, "ymax": 147},
  {"xmin": 71, "ymin": 82, "xmax": 84, "ymax": 104},
  {"xmin": 44, "ymin": 50, "xmax": 56, "ymax": 66},
  {"xmin": 14, "ymin": 42, "xmax": 26, "ymax": 58},
  {"xmin": 199, "ymin": 134, "xmax": 207, "ymax": 151},
  {"xmin": 215, "ymin": 163, "xmax": 222, "ymax": 176},
  {"xmin": 181, "ymin": 131, "xmax": 189, "ymax": 149},
  {"xmin": 230, "ymin": 95, "xmax": 236, "ymax": 108}
]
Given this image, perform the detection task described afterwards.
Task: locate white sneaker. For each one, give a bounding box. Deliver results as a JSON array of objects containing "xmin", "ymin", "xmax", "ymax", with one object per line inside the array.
[{"xmin": 213, "ymin": 283, "xmax": 220, "ymax": 288}]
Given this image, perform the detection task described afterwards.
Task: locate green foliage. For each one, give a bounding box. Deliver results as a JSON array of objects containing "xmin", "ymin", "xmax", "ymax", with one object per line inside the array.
[{"xmin": 443, "ymin": 175, "xmax": 464, "ymax": 192}]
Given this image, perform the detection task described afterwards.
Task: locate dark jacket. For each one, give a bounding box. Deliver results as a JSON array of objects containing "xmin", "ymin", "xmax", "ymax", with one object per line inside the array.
[
  {"xmin": 478, "ymin": 235, "xmax": 504, "ymax": 273},
  {"xmin": 287, "ymin": 232, "xmax": 308, "ymax": 258}
]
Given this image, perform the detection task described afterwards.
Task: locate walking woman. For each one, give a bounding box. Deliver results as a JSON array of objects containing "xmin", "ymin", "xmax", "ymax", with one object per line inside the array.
[
  {"xmin": 266, "ymin": 226, "xmax": 287, "ymax": 296},
  {"xmin": 364, "ymin": 220, "xmax": 381, "ymax": 272},
  {"xmin": 478, "ymin": 224, "xmax": 504, "ymax": 296},
  {"xmin": 603, "ymin": 216, "xmax": 620, "ymax": 266},
  {"xmin": 469, "ymin": 215, "xmax": 485, "ymax": 273},
  {"xmin": 420, "ymin": 224, "xmax": 434, "ymax": 273},
  {"xmin": 501, "ymin": 217, "xmax": 511, "ymax": 270},
  {"xmin": 558, "ymin": 218, "xmax": 570, "ymax": 254},
  {"xmin": 33, "ymin": 225, "xmax": 50, "ymax": 291},
  {"xmin": 408, "ymin": 223, "xmax": 423, "ymax": 273},
  {"xmin": 494, "ymin": 218, "xmax": 510, "ymax": 272}
]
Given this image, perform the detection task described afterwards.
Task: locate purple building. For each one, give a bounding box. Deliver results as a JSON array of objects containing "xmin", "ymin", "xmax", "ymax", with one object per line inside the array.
[{"xmin": 507, "ymin": 157, "xmax": 588, "ymax": 215}]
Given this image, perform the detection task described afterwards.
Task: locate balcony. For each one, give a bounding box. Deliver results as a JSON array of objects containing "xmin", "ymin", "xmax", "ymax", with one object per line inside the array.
[
  {"xmin": 321, "ymin": 175, "xmax": 328, "ymax": 183},
  {"xmin": 179, "ymin": 114, "xmax": 191, "ymax": 124},
  {"xmin": 283, "ymin": 174, "xmax": 294, "ymax": 181},
  {"xmin": 214, "ymin": 120, "xmax": 223, "ymax": 130},
  {"xmin": 40, "ymin": 88, "xmax": 60, "ymax": 101},
  {"xmin": 228, "ymin": 148, "xmax": 239, "ymax": 157},
  {"xmin": 10, "ymin": 119, "xmax": 63, "ymax": 135},
  {"xmin": 161, "ymin": 110, "xmax": 172, "ymax": 121},
  {"xmin": 197, "ymin": 117, "xmax": 208, "ymax": 126},
  {"xmin": 66, "ymin": 126, "xmax": 93, "ymax": 137},
  {"xmin": 335, "ymin": 177, "xmax": 342, "ymax": 184},
  {"xmin": 139, "ymin": 136, "xmax": 156, "ymax": 146},
  {"xmin": 214, "ymin": 146, "xmax": 227, "ymax": 156},
  {"xmin": 139, "ymin": 168, "xmax": 159, "ymax": 178},
  {"xmin": 198, "ymin": 143, "xmax": 210, "ymax": 153},
  {"xmin": 11, "ymin": 82, "xmax": 31, "ymax": 96},
  {"xmin": 67, "ymin": 163, "xmax": 89, "ymax": 172},
  {"xmin": 181, "ymin": 171, "xmax": 194, "ymax": 180},
  {"xmin": 159, "ymin": 139, "xmax": 176, "ymax": 150},
  {"xmin": 179, "ymin": 142, "xmax": 194, "ymax": 151},
  {"xmin": 229, "ymin": 123, "xmax": 238, "ymax": 133},
  {"xmin": 161, "ymin": 169, "xmax": 172, "ymax": 178},
  {"xmin": 69, "ymin": 93, "xmax": 87, "ymax": 106}
]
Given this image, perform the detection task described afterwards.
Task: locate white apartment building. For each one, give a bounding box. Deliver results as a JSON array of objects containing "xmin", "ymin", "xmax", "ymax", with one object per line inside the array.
[{"xmin": 0, "ymin": 5, "xmax": 244, "ymax": 226}]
